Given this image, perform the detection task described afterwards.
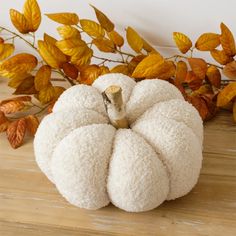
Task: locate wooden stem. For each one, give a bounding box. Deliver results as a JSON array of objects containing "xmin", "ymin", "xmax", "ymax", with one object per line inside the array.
[{"xmin": 102, "ymin": 85, "xmax": 129, "ymax": 129}]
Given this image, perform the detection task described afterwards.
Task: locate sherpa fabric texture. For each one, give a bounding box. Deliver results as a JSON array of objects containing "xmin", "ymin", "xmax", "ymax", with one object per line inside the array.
[{"xmin": 34, "ymin": 73, "xmax": 203, "ymax": 212}]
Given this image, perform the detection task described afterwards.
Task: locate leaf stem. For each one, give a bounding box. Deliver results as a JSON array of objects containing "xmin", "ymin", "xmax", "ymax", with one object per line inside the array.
[{"xmin": 93, "ymin": 55, "xmax": 125, "ymax": 64}]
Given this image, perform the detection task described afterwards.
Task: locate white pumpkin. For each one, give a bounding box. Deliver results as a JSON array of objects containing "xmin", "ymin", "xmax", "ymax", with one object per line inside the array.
[{"xmin": 34, "ymin": 73, "xmax": 203, "ymax": 212}]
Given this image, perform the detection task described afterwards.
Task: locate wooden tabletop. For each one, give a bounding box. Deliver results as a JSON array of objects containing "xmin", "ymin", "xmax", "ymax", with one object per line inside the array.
[{"xmin": 0, "ymin": 79, "xmax": 236, "ymax": 236}]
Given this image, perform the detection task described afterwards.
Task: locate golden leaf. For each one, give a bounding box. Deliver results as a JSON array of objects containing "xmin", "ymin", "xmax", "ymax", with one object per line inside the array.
[
  {"xmin": 191, "ymin": 84, "xmax": 213, "ymax": 96},
  {"xmin": 62, "ymin": 62, "xmax": 78, "ymax": 80},
  {"xmin": 0, "ymin": 101, "xmax": 25, "ymax": 114},
  {"xmin": 80, "ymin": 19, "xmax": 105, "ymax": 38},
  {"xmin": 57, "ymin": 25, "xmax": 81, "ymax": 39},
  {"xmin": 173, "ymin": 32, "xmax": 192, "ymax": 54},
  {"xmin": 111, "ymin": 65, "xmax": 130, "ymax": 75},
  {"xmin": 71, "ymin": 47, "xmax": 93, "ymax": 67},
  {"xmin": 38, "ymin": 86, "xmax": 55, "ymax": 104},
  {"xmin": 128, "ymin": 54, "xmax": 146, "ymax": 73},
  {"xmin": 99, "ymin": 65, "xmax": 110, "ymax": 75},
  {"xmin": 92, "ymin": 38, "xmax": 115, "ymax": 52},
  {"xmin": 206, "ymin": 66, "xmax": 221, "ymax": 88},
  {"xmin": 223, "ymin": 60, "xmax": 236, "ymax": 80},
  {"xmin": 210, "ymin": 49, "xmax": 233, "ymax": 65},
  {"xmin": 0, "ymin": 44, "xmax": 15, "ymax": 61},
  {"xmin": 8, "ymin": 74, "xmax": 30, "ymax": 88},
  {"xmin": 79, "ymin": 65, "xmax": 101, "ymax": 85},
  {"xmin": 90, "ymin": 5, "xmax": 114, "ymax": 32},
  {"xmin": 220, "ymin": 23, "xmax": 236, "ymax": 56},
  {"xmin": 188, "ymin": 58, "xmax": 207, "ymax": 80},
  {"xmin": 132, "ymin": 53, "xmax": 164, "ymax": 78},
  {"xmin": 195, "ymin": 33, "xmax": 220, "ymax": 51},
  {"xmin": 0, "ymin": 37, "xmax": 4, "ymax": 44},
  {"xmin": 217, "ymin": 82, "xmax": 236, "ymax": 107},
  {"xmin": 233, "ymin": 100, "xmax": 236, "ymax": 122},
  {"xmin": 0, "ymin": 53, "xmax": 37, "ymax": 79},
  {"xmin": 56, "ymin": 38, "xmax": 87, "ymax": 56},
  {"xmin": 54, "ymin": 86, "xmax": 65, "ymax": 99},
  {"xmin": 44, "ymin": 33, "xmax": 57, "ymax": 45},
  {"xmin": 157, "ymin": 61, "xmax": 176, "ymax": 80},
  {"xmin": 23, "ymin": 0, "xmax": 41, "ymax": 32},
  {"xmin": 126, "ymin": 27, "xmax": 143, "ymax": 53},
  {"xmin": 13, "ymin": 75, "xmax": 37, "ymax": 95},
  {"xmin": 38, "ymin": 40, "xmax": 67, "ymax": 68},
  {"xmin": 25, "ymin": 115, "xmax": 39, "ymax": 135},
  {"xmin": 10, "ymin": 9, "xmax": 30, "ymax": 34},
  {"xmin": 175, "ymin": 61, "xmax": 187, "ymax": 84},
  {"xmin": 0, "ymin": 111, "xmax": 10, "ymax": 132},
  {"xmin": 35, "ymin": 65, "xmax": 51, "ymax": 91},
  {"xmin": 142, "ymin": 39, "xmax": 156, "ymax": 53},
  {"xmin": 0, "ymin": 96, "xmax": 31, "ymax": 106},
  {"xmin": 108, "ymin": 31, "xmax": 124, "ymax": 47},
  {"xmin": 45, "ymin": 12, "xmax": 79, "ymax": 25},
  {"xmin": 7, "ymin": 118, "xmax": 26, "ymax": 148}
]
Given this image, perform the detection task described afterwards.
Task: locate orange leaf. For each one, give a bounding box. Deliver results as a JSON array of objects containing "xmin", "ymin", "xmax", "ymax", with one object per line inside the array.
[
  {"xmin": 23, "ymin": 0, "xmax": 41, "ymax": 32},
  {"xmin": 175, "ymin": 61, "xmax": 187, "ymax": 84},
  {"xmin": 185, "ymin": 71, "xmax": 203, "ymax": 90},
  {"xmin": 7, "ymin": 118, "xmax": 26, "ymax": 149},
  {"xmin": 0, "ymin": 111, "xmax": 10, "ymax": 132},
  {"xmin": 188, "ymin": 58, "xmax": 207, "ymax": 80},
  {"xmin": 92, "ymin": 38, "xmax": 115, "ymax": 53},
  {"xmin": 38, "ymin": 86, "xmax": 56, "ymax": 104},
  {"xmin": 79, "ymin": 65, "xmax": 101, "ymax": 85},
  {"xmin": 210, "ymin": 49, "xmax": 233, "ymax": 65},
  {"xmin": 13, "ymin": 75, "xmax": 37, "ymax": 95},
  {"xmin": 132, "ymin": 53, "xmax": 164, "ymax": 78},
  {"xmin": 157, "ymin": 61, "xmax": 176, "ymax": 80},
  {"xmin": 25, "ymin": 115, "xmax": 39, "ymax": 135},
  {"xmin": 62, "ymin": 62, "xmax": 78, "ymax": 80},
  {"xmin": 126, "ymin": 27, "xmax": 143, "ymax": 53},
  {"xmin": 80, "ymin": 19, "xmax": 105, "ymax": 38},
  {"xmin": 45, "ymin": 13, "xmax": 79, "ymax": 25},
  {"xmin": 233, "ymin": 100, "xmax": 236, "ymax": 122},
  {"xmin": 108, "ymin": 31, "xmax": 124, "ymax": 47},
  {"xmin": 10, "ymin": 9, "xmax": 30, "ymax": 34},
  {"xmin": 206, "ymin": 66, "xmax": 221, "ymax": 88},
  {"xmin": 195, "ymin": 33, "xmax": 220, "ymax": 51},
  {"xmin": 173, "ymin": 32, "xmax": 192, "ymax": 54},
  {"xmin": 111, "ymin": 65, "xmax": 130, "ymax": 75},
  {"xmin": 220, "ymin": 22, "xmax": 236, "ymax": 57},
  {"xmin": 142, "ymin": 39, "xmax": 156, "ymax": 53},
  {"xmin": 217, "ymin": 82, "xmax": 236, "ymax": 107},
  {"xmin": 99, "ymin": 66, "xmax": 110, "ymax": 75},
  {"xmin": 0, "ymin": 96, "xmax": 31, "ymax": 106},
  {"xmin": 90, "ymin": 5, "xmax": 114, "ymax": 32},
  {"xmin": 35, "ymin": 65, "xmax": 51, "ymax": 91},
  {"xmin": 223, "ymin": 60, "xmax": 236, "ymax": 80},
  {"xmin": 0, "ymin": 101, "xmax": 25, "ymax": 114}
]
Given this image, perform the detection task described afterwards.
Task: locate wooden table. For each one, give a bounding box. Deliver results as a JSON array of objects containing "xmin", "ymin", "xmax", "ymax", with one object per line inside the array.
[{"xmin": 0, "ymin": 79, "xmax": 236, "ymax": 236}]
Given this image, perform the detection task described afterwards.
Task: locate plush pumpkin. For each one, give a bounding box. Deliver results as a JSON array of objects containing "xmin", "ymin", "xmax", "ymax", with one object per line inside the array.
[{"xmin": 34, "ymin": 73, "xmax": 203, "ymax": 212}]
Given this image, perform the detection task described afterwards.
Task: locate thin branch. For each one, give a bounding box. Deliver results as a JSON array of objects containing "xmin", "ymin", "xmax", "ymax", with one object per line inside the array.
[{"xmin": 93, "ymin": 55, "xmax": 125, "ymax": 64}]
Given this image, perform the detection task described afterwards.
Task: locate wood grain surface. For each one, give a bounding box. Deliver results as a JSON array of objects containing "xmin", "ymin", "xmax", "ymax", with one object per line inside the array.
[{"xmin": 0, "ymin": 79, "xmax": 236, "ymax": 236}]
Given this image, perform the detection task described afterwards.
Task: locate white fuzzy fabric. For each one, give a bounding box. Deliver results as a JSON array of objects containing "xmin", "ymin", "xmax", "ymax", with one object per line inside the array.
[
  {"xmin": 34, "ymin": 73, "xmax": 203, "ymax": 212},
  {"xmin": 132, "ymin": 115, "xmax": 202, "ymax": 200},
  {"xmin": 92, "ymin": 73, "xmax": 136, "ymax": 103},
  {"xmin": 126, "ymin": 79, "xmax": 184, "ymax": 124},
  {"xmin": 107, "ymin": 129, "xmax": 169, "ymax": 212},
  {"xmin": 53, "ymin": 85, "xmax": 106, "ymax": 116},
  {"xmin": 34, "ymin": 109, "xmax": 108, "ymax": 182},
  {"xmin": 51, "ymin": 124, "xmax": 116, "ymax": 210}
]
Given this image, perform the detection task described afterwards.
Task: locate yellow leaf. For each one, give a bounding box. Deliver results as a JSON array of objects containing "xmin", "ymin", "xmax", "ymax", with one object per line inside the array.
[
  {"xmin": 23, "ymin": 0, "xmax": 41, "ymax": 32},
  {"xmin": 111, "ymin": 65, "xmax": 130, "ymax": 75},
  {"xmin": 0, "ymin": 44, "xmax": 15, "ymax": 60},
  {"xmin": 175, "ymin": 61, "xmax": 187, "ymax": 84},
  {"xmin": 53, "ymin": 86, "xmax": 65, "ymax": 99},
  {"xmin": 79, "ymin": 65, "xmax": 101, "ymax": 85},
  {"xmin": 44, "ymin": 33, "xmax": 57, "ymax": 45},
  {"xmin": 90, "ymin": 5, "xmax": 114, "ymax": 32},
  {"xmin": 56, "ymin": 38, "xmax": 87, "ymax": 56},
  {"xmin": 173, "ymin": 32, "xmax": 192, "ymax": 54},
  {"xmin": 128, "ymin": 55, "xmax": 146, "ymax": 73},
  {"xmin": 38, "ymin": 40, "xmax": 67, "ymax": 68},
  {"xmin": 92, "ymin": 38, "xmax": 115, "ymax": 52},
  {"xmin": 10, "ymin": 9, "xmax": 30, "ymax": 34},
  {"xmin": 206, "ymin": 66, "xmax": 221, "ymax": 88},
  {"xmin": 38, "ymin": 86, "xmax": 55, "ymax": 104},
  {"xmin": 210, "ymin": 49, "xmax": 233, "ymax": 65},
  {"xmin": 71, "ymin": 47, "xmax": 93, "ymax": 68},
  {"xmin": 132, "ymin": 53, "xmax": 164, "ymax": 78},
  {"xmin": 157, "ymin": 61, "xmax": 176, "ymax": 80},
  {"xmin": 233, "ymin": 100, "xmax": 236, "ymax": 122},
  {"xmin": 126, "ymin": 27, "xmax": 143, "ymax": 53},
  {"xmin": 80, "ymin": 19, "xmax": 105, "ymax": 38},
  {"xmin": 220, "ymin": 23, "xmax": 236, "ymax": 56},
  {"xmin": 0, "ymin": 53, "xmax": 37, "ymax": 79},
  {"xmin": 195, "ymin": 33, "xmax": 220, "ymax": 51},
  {"xmin": 35, "ymin": 65, "xmax": 51, "ymax": 91},
  {"xmin": 217, "ymin": 82, "xmax": 236, "ymax": 107},
  {"xmin": 45, "ymin": 13, "xmax": 79, "ymax": 25},
  {"xmin": 142, "ymin": 39, "xmax": 156, "ymax": 53},
  {"xmin": 108, "ymin": 31, "xmax": 124, "ymax": 47},
  {"xmin": 57, "ymin": 25, "xmax": 81, "ymax": 39},
  {"xmin": 188, "ymin": 58, "xmax": 207, "ymax": 80},
  {"xmin": 223, "ymin": 60, "xmax": 236, "ymax": 80}
]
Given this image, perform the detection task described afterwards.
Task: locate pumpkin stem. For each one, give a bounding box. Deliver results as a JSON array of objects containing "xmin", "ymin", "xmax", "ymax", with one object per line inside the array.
[{"xmin": 102, "ymin": 85, "xmax": 129, "ymax": 129}]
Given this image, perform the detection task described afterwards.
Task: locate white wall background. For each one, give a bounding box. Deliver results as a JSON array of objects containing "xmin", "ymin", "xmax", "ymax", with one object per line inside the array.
[{"xmin": 1, "ymin": 0, "xmax": 236, "ymax": 63}]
